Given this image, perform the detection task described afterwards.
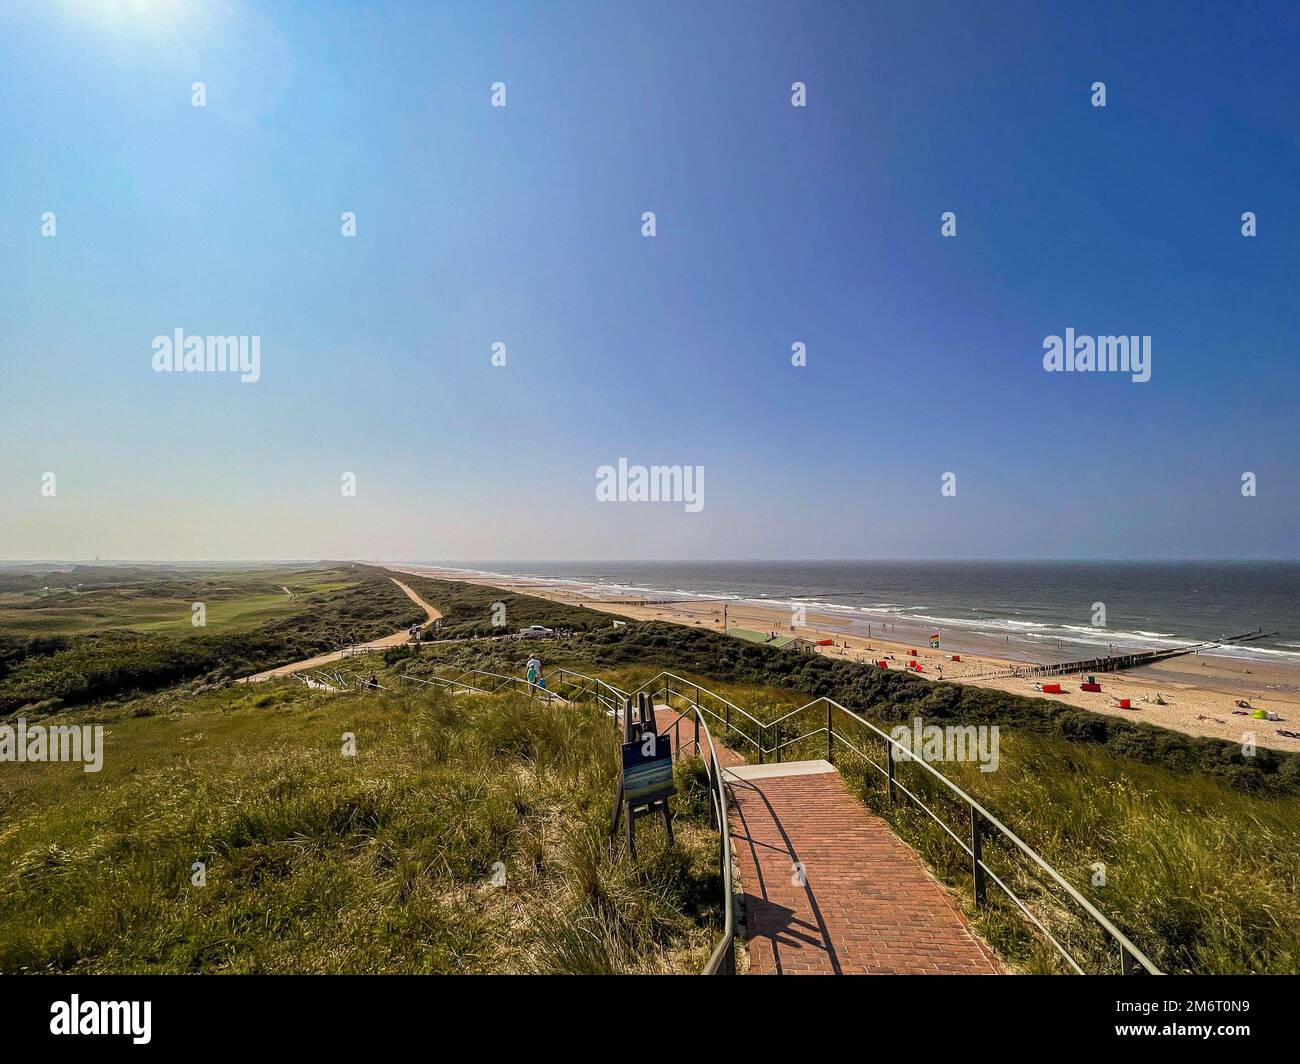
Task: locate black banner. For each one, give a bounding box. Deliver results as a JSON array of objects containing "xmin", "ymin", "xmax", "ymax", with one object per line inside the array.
[{"xmin": 2, "ymin": 973, "xmax": 1291, "ymax": 1052}]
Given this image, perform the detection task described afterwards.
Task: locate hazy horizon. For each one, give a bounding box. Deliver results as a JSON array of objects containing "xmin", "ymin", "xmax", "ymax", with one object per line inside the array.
[{"xmin": 5, "ymin": 555, "xmax": 1300, "ymax": 565}]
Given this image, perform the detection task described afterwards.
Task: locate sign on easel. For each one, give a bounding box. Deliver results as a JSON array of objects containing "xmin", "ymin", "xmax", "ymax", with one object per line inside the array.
[
  {"xmin": 622, "ymin": 730, "xmax": 676, "ymax": 805},
  {"xmin": 610, "ymin": 693, "xmax": 675, "ymax": 857}
]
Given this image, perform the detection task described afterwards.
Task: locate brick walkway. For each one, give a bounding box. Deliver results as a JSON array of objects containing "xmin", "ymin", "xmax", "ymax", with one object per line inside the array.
[{"xmin": 654, "ymin": 705, "xmax": 1000, "ymax": 976}]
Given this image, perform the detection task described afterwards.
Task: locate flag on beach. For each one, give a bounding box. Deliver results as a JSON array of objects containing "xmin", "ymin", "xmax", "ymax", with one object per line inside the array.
[{"xmin": 929, "ymin": 633, "xmax": 940, "ymax": 647}]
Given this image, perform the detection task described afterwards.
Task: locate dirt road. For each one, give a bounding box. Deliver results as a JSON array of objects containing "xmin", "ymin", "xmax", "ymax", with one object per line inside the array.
[{"xmin": 238, "ymin": 578, "xmax": 441, "ymax": 683}]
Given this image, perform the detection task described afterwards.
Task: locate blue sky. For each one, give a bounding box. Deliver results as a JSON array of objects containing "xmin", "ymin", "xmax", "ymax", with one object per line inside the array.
[{"xmin": 2, "ymin": 0, "xmax": 1298, "ymax": 560}]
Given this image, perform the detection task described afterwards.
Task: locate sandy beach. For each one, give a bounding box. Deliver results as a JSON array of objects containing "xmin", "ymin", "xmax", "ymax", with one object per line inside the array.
[{"xmin": 391, "ymin": 565, "xmax": 1300, "ymax": 754}]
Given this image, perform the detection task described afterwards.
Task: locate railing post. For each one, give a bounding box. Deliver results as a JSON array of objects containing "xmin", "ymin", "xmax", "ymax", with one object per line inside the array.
[
  {"xmin": 970, "ymin": 807, "xmax": 986, "ymax": 907},
  {"xmin": 1119, "ymin": 943, "xmax": 1135, "ymax": 975},
  {"xmin": 825, "ymin": 700, "xmax": 834, "ymax": 764},
  {"xmin": 886, "ymin": 741, "xmax": 896, "ymax": 803},
  {"xmin": 758, "ymin": 723, "xmax": 764, "ymax": 765},
  {"xmin": 693, "ymin": 685, "xmax": 701, "ymax": 754}
]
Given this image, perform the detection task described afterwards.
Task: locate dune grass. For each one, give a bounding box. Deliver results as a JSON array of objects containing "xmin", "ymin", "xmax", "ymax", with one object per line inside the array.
[{"xmin": 0, "ymin": 680, "xmax": 721, "ymax": 974}]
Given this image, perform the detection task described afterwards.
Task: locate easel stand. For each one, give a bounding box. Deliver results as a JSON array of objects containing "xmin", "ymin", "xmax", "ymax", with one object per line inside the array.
[{"xmin": 610, "ymin": 693, "xmax": 674, "ymax": 858}]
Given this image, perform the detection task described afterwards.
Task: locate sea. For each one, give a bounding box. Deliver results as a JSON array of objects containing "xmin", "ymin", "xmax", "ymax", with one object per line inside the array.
[{"xmin": 413, "ymin": 560, "xmax": 1300, "ymax": 666}]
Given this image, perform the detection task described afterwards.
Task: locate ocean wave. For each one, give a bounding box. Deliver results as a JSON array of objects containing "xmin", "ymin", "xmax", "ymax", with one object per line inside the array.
[{"xmin": 425, "ymin": 563, "xmax": 1297, "ymax": 664}]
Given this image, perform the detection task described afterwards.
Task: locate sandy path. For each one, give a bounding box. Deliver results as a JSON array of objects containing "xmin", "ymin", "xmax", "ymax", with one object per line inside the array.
[
  {"xmin": 390, "ymin": 565, "xmax": 1300, "ymax": 753},
  {"xmin": 239, "ymin": 579, "xmax": 441, "ymax": 683}
]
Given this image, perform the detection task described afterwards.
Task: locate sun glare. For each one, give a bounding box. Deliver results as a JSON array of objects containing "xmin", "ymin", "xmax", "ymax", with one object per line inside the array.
[{"xmin": 56, "ymin": 0, "xmax": 212, "ymax": 44}]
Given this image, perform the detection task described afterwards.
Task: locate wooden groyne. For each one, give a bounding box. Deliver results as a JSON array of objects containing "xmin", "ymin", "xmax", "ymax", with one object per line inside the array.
[{"xmin": 976, "ymin": 629, "xmax": 1278, "ymax": 681}]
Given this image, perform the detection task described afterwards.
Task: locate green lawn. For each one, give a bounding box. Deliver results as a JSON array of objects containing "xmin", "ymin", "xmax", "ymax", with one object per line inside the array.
[{"xmin": 0, "ymin": 569, "xmax": 353, "ymax": 637}]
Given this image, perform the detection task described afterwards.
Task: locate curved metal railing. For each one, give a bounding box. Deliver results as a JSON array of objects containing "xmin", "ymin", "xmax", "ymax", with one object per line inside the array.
[
  {"xmin": 640, "ymin": 671, "xmax": 1160, "ymax": 975},
  {"xmin": 629, "ymin": 671, "xmax": 768, "ymax": 753},
  {"xmin": 399, "ymin": 667, "xmax": 566, "ymax": 703},
  {"xmin": 685, "ymin": 704, "xmax": 737, "ymax": 975},
  {"xmin": 393, "ymin": 663, "xmax": 1157, "ymax": 973},
  {"xmin": 546, "ymin": 668, "xmax": 628, "ymax": 714},
  {"xmin": 544, "ymin": 673, "xmax": 738, "ymax": 975}
]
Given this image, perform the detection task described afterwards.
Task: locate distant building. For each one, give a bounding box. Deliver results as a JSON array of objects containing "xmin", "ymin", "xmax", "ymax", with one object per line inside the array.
[{"xmin": 727, "ymin": 627, "xmax": 818, "ymax": 654}]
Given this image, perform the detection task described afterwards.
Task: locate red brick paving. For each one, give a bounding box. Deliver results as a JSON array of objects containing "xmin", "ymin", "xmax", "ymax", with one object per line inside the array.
[{"xmin": 654, "ymin": 705, "xmax": 1000, "ymax": 976}]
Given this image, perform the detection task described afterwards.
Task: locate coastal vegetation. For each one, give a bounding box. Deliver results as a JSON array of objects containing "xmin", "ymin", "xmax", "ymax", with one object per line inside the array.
[
  {"xmin": 399, "ymin": 573, "xmax": 602, "ymax": 640},
  {"xmin": 0, "ymin": 565, "xmax": 421, "ymax": 718},
  {"xmin": 4, "ymin": 566, "xmax": 1297, "ymax": 975},
  {"xmin": 0, "ymin": 678, "xmax": 719, "ymax": 973}
]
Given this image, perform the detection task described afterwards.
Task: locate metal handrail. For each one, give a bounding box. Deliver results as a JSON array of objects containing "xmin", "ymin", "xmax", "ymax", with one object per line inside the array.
[
  {"xmin": 300, "ymin": 670, "xmax": 346, "ymax": 692},
  {"xmin": 756, "ymin": 692, "xmax": 1162, "ymax": 975},
  {"xmin": 630, "ymin": 671, "xmax": 767, "ymax": 734},
  {"xmin": 695, "ymin": 708, "xmax": 737, "ymax": 975},
  {"xmin": 398, "ymin": 673, "xmax": 490, "ymax": 696},
  {"xmin": 653, "ymin": 684, "xmax": 765, "ymax": 758},
  {"xmin": 378, "ymin": 656, "xmax": 1156, "ymax": 973},
  {"xmin": 632, "ymin": 672, "xmax": 773, "ymax": 760},
  {"xmin": 409, "ymin": 667, "xmax": 568, "ymax": 704},
  {"xmin": 548, "ymin": 668, "xmax": 627, "ymax": 712},
  {"xmin": 547, "ymin": 675, "xmax": 737, "ymax": 975}
]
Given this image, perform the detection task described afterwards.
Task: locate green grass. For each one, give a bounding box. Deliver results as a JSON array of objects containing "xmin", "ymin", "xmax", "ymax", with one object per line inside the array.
[
  {"xmin": 0, "ymin": 680, "xmax": 721, "ymax": 974},
  {"xmin": 0, "ymin": 565, "xmax": 424, "ymax": 717},
  {"xmin": 0, "ymin": 566, "xmax": 348, "ymax": 637}
]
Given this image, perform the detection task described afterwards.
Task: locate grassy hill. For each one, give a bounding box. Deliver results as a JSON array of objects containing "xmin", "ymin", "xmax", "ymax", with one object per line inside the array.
[
  {"xmin": 0, "ymin": 565, "xmax": 422, "ymax": 718},
  {"xmin": 0, "ymin": 564, "xmax": 348, "ymax": 637},
  {"xmin": 0, "ymin": 680, "xmax": 720, "ymax": 974}
]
